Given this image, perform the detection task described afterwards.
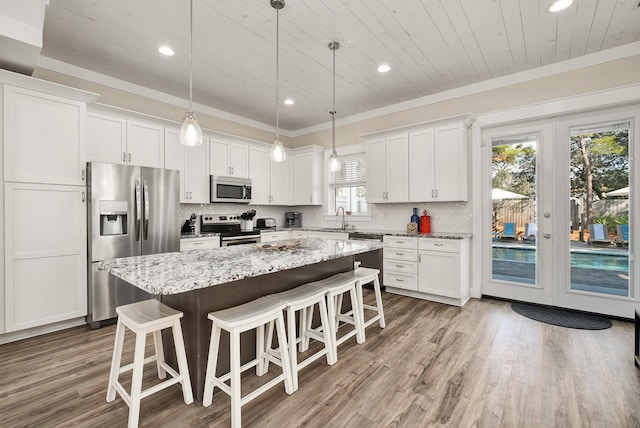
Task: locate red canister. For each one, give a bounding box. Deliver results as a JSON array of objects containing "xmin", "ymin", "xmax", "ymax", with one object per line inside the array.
[{"xmin": 420, "ymin": 211, "xmax": 431, "ymax": 234}]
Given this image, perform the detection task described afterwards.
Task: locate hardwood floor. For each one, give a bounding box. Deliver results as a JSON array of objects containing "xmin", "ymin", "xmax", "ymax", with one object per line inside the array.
[{"xmin": 1, "ymin": 291, "xmax": 639, "ymax": 427}]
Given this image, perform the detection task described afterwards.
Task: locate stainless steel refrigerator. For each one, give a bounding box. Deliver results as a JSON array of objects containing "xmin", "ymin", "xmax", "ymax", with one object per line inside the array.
[{"xmin": 86, "ymin": 162, "xmax": 180, "ymax": 328}]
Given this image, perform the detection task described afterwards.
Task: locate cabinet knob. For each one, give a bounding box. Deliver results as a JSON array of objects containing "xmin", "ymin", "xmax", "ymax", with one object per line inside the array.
[{"xmin": 81, "ymin": 170, "xmax": 85, "ymax": 181}]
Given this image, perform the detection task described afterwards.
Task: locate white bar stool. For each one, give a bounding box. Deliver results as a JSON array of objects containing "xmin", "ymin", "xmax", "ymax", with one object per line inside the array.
[
  {"xmin": 307, "ymin": 274, "xmax": 365, "ymax": 361},
  {"xmin": 265, "ymin": 283, "xmax": 336, "ymax": 391},
  {"xmin": 337, "ymin": 267, "xmax": 386, "ymax": 338},
  {"xmin": 107, "ymin": 299, "xmax": 193, "ymax": 428},
  {"xmin": 203, "ymin": 297, "xmax": 294, "ymax": 428}
]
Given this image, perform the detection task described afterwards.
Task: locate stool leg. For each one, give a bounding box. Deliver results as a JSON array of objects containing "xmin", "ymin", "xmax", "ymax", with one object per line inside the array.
[
  {"xmin": 128, "ymin": 332, "xmax": 147, "ymax": 428},
  {"xmin": 256, "ymin": 323, "xmax": 266, "ymax": 376},
  {"xmin": 171, "ymin": 319, "xmax": 194, "ymax": 404},
  {"xmin": 263, "ymin": 319, "xmax": 275, "ymax": 374},
  {"xmin": 275, "ymin": 312, "xmax": 294, "ymax": 395},
  {"xmin": 373, "ymin": 276, "xmax": 386, "ymax": 328},
  {"xmin": 318, "ymin": 296, "xmax": 336, "ymax": 365},
  {"xmin": 286, "ymin": 306, "xmax": 299, "ymax": 392},
  {"xmin": 354, "ymin": 282, "xmax": 366, "ymax": 342},
  {"xmin": 230, "ymin": 329, "xmax": 242, "ymax": 428},
  {"xmin": 299, "ymin": 306, "xmax": 307, "ymax": 352},
  {"xmin": 350, "ymin": 287, "xmax": 365, "ymax": 344},
  {"xmin": 203, "ymin": 323, "xmax": 221, "ymax": 407},
  {"xmin": 107, "ymin": 319, "xmax": 126, "ymax": 402},
  {"xmin": 301, "ymin": 307, "xmax": 314, "ymax": 352},
  {"xmin": 152, "ymin": 330, "xmax": 167, "ymax": 379},
  {"xmin": 326, "ymin": 292, "xmax": 338, "ymax": 363},
  {"xmin": 335, "ymin": 293, "xmax": 344, "ymax": 331}
]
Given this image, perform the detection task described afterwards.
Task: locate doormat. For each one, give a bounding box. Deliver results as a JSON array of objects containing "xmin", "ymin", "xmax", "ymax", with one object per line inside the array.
[{"xmin": 511, "ymin": 302, "xmax": 612, "ymax": 330}]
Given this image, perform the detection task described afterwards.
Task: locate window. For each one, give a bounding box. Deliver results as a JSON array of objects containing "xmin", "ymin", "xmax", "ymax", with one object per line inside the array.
[{"xmin": 330, "ymin": 153, "xmax": 368, "ymax": 214}]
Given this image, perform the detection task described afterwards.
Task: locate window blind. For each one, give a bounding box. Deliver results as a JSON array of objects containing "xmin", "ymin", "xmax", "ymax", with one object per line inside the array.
[{"xmin": 330, "ymin": 153, "xmax": 366, "ymax": 187}]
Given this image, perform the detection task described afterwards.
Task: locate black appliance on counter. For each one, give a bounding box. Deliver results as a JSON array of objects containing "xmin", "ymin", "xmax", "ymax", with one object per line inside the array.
[
  {"xmin": 256, "ymin": 218, "xmax": 277, "ymax": 230},
  {"xmin": 200, "ymin": 214, "xmax": 261, "ymax": 246},
  {"xmin": 284, "ymin": 212, "xmax": 302, "ymax": 228}
]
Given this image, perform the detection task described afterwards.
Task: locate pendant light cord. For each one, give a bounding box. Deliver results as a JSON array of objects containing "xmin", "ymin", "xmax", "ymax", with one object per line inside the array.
[
  {"xmin": 331, "ymin": 42, "xmax": 336, "ymax": 154},
  {"xmin": 275, "ymin": 8, "xmax": 280, "ymax": 139},
  {"xmin": 189, "ymin": 0, "xmax": 194, "ymax": 112}
]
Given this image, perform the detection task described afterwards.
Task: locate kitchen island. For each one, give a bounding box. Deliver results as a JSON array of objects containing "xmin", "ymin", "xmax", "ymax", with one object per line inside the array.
[{"xmin": 99, "ymin": 238, "xmax": 383, "ymax": 402}]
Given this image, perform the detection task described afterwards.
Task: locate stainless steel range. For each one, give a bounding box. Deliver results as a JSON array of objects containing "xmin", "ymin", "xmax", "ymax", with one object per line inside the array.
[{"xmin": 200, "ymin": 214, "xmax": 261, "ymax": 246}]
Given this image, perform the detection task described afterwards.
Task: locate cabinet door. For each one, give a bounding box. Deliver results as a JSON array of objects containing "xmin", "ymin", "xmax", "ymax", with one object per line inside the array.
[
  {"xmin": 409, "ymin": 128, "xmax": 435, "ymax": 202},
  {"xmin": 385, "ymin": 133, "xmax": 409, "ymax": 203},
  {"xmin": 164, "ymin": 128, "xmax": 188, "ymax": 202},
  {"xmin": 291, "ymin": 152, "xmax": 313, "ymax": 205},
  {"xmin": 126, "ymin": 120, "xmax": 164, "ymax": 168},
  {"xmin": 210, "ymin": 139, "xmax": 230, "ymax": 176},
  {"xmin": 4, "ymin": 86, "xmax": 86, "ymax": 185},
  {"xmin": 4, "ymin": 183, "xmax": 87, "ymax": 332},
  {"xmin": 261, "ymin": 231, "xmax": 290, "ymax": 242},
  {"xmin": 418, "ymin": 250, "xmax": 459, "ymax": 297},
  {"xmin": 187, "ymin": 141, "xmax": 210, "ymax": 203},
  {"xmin": 229, "ymin": 143, "xmax": 249, "ymax": 177},
  {"xmin": 270, "ymin": 158, "xmax": 290, "ymax": 205},
  {"xmin": 306, "ymin": 231, "xmax": 349, "ymax": 240},
  {"xmin": 249, "ymin": 146, "xmax": 271, "ymax": 205},
  {"xmin": 87, "ymin": 113, "xmax": 127, "ymax": 164},
  {"xmin": 434, "ymin": 123, "xmax": 468, "ymax": 201},
  {"xmin": 365, "ymin": 137, "xmax": 386, "ymax": 203}
]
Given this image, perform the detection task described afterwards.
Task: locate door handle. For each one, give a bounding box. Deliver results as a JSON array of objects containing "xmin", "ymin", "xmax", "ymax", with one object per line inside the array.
[
  {"xmin": 143, "ymin": 180, "xmax": 150, "ymax": 240},
  {"xmin": 544, "ymin": 233, "xmax": 551, "ymax": 239},
  {"xmin": 135, "ymin": 180, "xmax": 141, "ymax": 241},
  {"xmin": 81, "ymin": 169, "xmax": 85, "ymax": 181}
]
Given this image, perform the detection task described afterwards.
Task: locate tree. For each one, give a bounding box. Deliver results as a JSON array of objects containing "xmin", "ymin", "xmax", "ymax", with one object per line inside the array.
[{"xmin": 492, "ymin": 143, "xmax": 536, "ymax": 196}]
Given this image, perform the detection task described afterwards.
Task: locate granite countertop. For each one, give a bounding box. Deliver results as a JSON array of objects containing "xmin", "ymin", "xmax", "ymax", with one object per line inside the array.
[
  {"xmin": 99, "ymin": 237, "xmax": 383, "ymax": 295},
  {"xmin": 180, "ymin": 232, "xmax": 221, "ymax": 239},
  {"xmin": 255, "ymin": 227, "xmax": 471, "ymax": 240}
]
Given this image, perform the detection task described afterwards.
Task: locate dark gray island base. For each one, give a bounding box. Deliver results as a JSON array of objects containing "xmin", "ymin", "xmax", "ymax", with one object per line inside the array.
[{"xmin": 162, "ymin": 255, "xmax": 355, "ymax": 402}]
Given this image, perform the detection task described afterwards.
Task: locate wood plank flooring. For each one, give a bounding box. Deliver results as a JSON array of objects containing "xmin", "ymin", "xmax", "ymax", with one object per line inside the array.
[{"xmin": 1, "ymin": 291, "xmax": 639, "ymax": 427}]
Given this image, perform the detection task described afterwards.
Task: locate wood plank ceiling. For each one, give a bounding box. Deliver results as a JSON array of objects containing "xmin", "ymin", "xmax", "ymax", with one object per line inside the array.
[{"xmin": 40, "ymin": 0, "xmax": 640, "ymax": 131}]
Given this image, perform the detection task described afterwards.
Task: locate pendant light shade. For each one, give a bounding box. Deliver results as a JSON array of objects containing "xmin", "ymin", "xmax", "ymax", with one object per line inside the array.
[
  {"xmin": 328, "ymin": 41, "xmax": 341, "ymax": 173},
  {"xmin": 270, "ymin": 0, "xmax": 286, "ymax": 162},
  {"xmin": 179, "ymin": 0, "xmax": 203, "ymax": 147}
]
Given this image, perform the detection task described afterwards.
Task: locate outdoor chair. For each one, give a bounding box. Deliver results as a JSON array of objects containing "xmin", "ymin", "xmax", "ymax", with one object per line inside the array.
[
  {"xmin": 521, "ymin": 223, "xmax": 537, "ymax": 242},
  {"xmin": 616, "ymin": 224, "xmax": 629, "ymax": 246},
  {"xmin": 588, "ymin": 224, "xmax": 615, "ymax": 247},
  {"xmin": 500, "ymin": 223, "xmax": 517, "ymax": 240}
]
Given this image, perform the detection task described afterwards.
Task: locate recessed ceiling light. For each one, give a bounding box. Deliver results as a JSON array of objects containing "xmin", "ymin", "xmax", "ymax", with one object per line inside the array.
[
  {"xmin": 377, "ymin": 64, "xmax": 390, "ymax": 73},
  {"xmin": 547, "ymin": 0, "xmax": 573, "ymax": 12},
  {"xmin": 284, "ymin": 98, "xmax": 294, "ymax": 105},
  {"xmin": 158, "ymin": 46, "xmax": 175, "ymax": 56}
]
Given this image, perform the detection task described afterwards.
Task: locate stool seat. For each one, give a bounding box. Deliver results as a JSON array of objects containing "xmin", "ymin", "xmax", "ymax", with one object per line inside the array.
[
  {"xmin": 266, "ymin": 283, "xmax": 335, "ymax": 391},
  {"xmin": 203, "ymin": 297, "xmax": 294, "ymax": 428},
  {"xmin": 336, "ymin": 267, "xmax": 386, "ymax": 332},
  {"xmin": 107, "ymin": 299, "xmax": 193, "ymax": 428}
]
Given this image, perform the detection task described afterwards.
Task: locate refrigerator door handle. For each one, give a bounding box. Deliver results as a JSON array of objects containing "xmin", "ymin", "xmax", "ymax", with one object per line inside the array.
[
  {"xmin": 143, "ymin": 180, "xmax": 150, "ymax": 240},
  {"xmin": 135, "ymin": 180, "xmax": 141, "ymax": 241}
]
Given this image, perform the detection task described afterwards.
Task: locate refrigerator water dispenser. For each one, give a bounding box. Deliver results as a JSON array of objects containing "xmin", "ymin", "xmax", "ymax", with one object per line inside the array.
[{"xmin": 99, "ymin": 200, "xmax": 128, "ymax": 236}]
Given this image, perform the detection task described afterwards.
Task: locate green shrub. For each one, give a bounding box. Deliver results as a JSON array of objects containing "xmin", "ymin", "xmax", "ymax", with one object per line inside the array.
[{"xmin": 593, "ymin": 214, "xmax": 617, "ymax": 232}]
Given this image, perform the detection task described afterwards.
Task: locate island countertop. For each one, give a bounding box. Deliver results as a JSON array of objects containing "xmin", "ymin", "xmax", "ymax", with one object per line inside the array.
[{"xmin": 98, "ymin": 237, "xmax": 383, "ymax": 295}]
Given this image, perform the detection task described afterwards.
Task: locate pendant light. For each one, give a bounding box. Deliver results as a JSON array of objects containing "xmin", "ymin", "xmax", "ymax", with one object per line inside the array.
[
  {"xmin": 328, "ymin": 41, "xmax": 341, "ymax": 173},
  {"xmin": 269, "ymin": 0, "xmax": 286, "ymax": 162},
  {"xmin": 179, "ymin": 0, "xmax": 203, "ymax": 146}
]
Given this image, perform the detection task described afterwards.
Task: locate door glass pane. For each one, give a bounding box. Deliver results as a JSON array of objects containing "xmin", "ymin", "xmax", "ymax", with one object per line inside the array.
[
  {"xmin": 569, "ymin": 123, "xmax": 630, "ymax": 296},
  {"xmin": 491, "ymin": 135, "xmax": 538, "ymax": 284}
]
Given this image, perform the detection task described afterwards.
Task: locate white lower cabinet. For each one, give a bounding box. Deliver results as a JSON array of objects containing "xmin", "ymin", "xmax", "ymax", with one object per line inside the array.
[
  {"xmin": 260, "ymin": 231, "xmax": 290, "ymax": 243},
  {"xmin": 383, "ymin": 236, "xmax": 418, "ymax": 291},
  {"xmin": 289, "ymin": 230, "xmax": 308, "ymax": 239},
  {"xmin": 4, "ymin": 183, "xmax": 87, "ymax": 332},
  {"xmin": 306, "ymin": 231, "xmax": 349, "ymax": 240},
  {"xmin": 180, "ymin": 236, "xmax": 220, "ymax": 251},
  {"xmin": 385, "ymin": 236, "xmax": 471, "ymax": 306}
]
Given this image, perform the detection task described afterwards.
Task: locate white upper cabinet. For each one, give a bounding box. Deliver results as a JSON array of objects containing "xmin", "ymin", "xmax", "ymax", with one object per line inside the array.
[
  {"xmin": 366, "ymin": 133, "xmax": 409, "ymax": 203},
  {"xmin": 165, "ymin": 128, "xmax": 210, "ymax": 203},
  {"xmin": 210, "ymin": 139, "xmax": 249, "ymax": 178},
  {"xmin": 4, "ymin": 85, "xmax": 86, "ymax": 185},
  {"xmin": 290, "ymin": 146, "xmax": 323, "ymax": 205},
  {"xmin": 126, "ymin": 120, "xmax": 165, "ymax": 168},
  {"xmin": 409, "ymin": 123, "xmax": 468, "ymax": 202},
  {"xmin": 87, "ymin": 113, "xmax": 165, "ymax": 168},
  {"xmin": 248, "ymin": 145, "xmax": 290, "ymax": 205}
]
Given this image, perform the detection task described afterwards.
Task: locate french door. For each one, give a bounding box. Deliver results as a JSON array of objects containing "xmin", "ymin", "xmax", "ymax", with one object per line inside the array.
[{"xmin": 482, "ymin": 106, "xmax": 640, "ymax": 318}]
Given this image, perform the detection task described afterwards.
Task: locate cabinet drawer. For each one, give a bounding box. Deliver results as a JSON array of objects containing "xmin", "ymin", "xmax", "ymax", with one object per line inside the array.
[
  {"xmin": 290, "ymin": 230, "xmax": 308, "ymax": 239},
  {"xmin": 384, "ymin": 248, "xmax": 417, "ymax": 262},
  {"xmin": 383, "ymin": 259, "xmax": 417, "ymax": 274},
  {"xmin": 383, "ymin": 272, "xmax": 418, "ymax": 291},
  {"xmin": 419, "ymin": 239, "xmax": 458, "ymax": 252},
  {"xmin": 180, "ymin": 237, "xmax": 220, "ymax": 251},
  {"xmin": 383, "ymin": 236, "xmax": 418, "ymax": 249},
  {"xmin": 261, "ymin": 231, "xmax": 290, "ymax": 242}
]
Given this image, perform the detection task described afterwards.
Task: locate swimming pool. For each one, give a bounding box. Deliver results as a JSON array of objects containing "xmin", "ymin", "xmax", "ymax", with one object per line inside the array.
[{"xmin": 492, "ymin": 246, "xmax": 629, "ymax": 272}]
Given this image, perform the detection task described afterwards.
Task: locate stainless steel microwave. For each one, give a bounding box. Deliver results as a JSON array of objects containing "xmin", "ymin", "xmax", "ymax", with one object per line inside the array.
[{"xmin": 210, "ymin": 175, "xmax": 252, "ymax": 203}]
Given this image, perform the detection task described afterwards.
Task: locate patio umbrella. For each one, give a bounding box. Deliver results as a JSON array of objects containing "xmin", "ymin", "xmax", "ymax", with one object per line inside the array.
[
  {"xmin": 492, "ymin": 188, "xmax": 526, "ymax": 200},
  {"xmin": 606, "ymin": 186, "xmax": 629, "ymax": 197}
]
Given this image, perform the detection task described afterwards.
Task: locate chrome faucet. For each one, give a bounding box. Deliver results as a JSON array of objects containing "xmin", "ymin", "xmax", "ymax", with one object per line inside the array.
[{"xmin": 336, "ymin": 206, "xmax": 346, "ymax": 230}]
